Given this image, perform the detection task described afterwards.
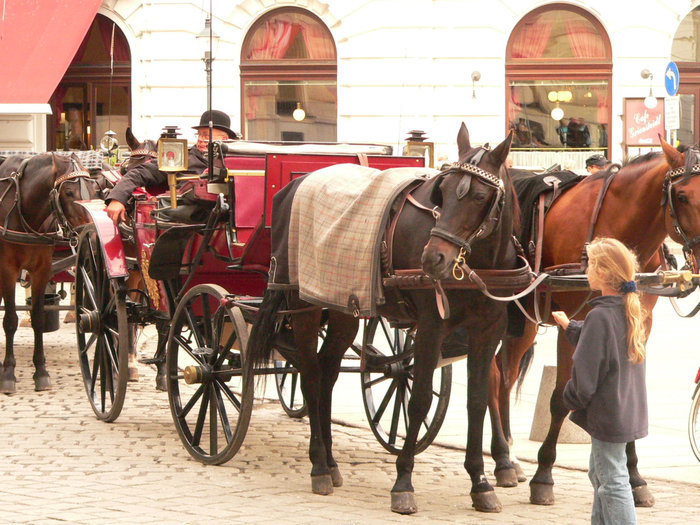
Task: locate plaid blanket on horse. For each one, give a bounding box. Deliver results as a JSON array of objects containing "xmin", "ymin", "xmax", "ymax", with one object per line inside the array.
[{"xmin": 269, "ymin": 164, "xmax": 434, "ymax": 316}]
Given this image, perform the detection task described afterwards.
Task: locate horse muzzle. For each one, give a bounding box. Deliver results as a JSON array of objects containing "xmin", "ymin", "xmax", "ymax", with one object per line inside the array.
[{"xmin": 421, "ymin": 239, "xmax": 460, "ymax": 280}]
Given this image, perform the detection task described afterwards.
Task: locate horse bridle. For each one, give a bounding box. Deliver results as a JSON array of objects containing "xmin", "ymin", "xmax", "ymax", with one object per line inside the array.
[
  {"xmin": 662, "ymin": 161, "xmax": 700, "ymax": 271},
  {"xmin": 429, "ymin": 149, "xmax": 506, "ymax": 278},
  {"xmin": 120, "ymin": 148, "xmax": 157, "ymax": 172},
  {"xmin": 50, "ymin": 157, "xmax": 92, "ymax": 242}
]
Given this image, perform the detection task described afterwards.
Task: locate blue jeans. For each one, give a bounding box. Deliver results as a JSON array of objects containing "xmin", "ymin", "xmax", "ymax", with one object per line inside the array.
[{"xmin": 589, "ymin": 437, "xmax": 637, "ymax": 525}]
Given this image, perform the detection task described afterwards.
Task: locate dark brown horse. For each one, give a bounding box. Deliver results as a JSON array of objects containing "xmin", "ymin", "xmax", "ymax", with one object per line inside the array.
[
  {"xmin": 490, "ymin": 138, "xmax": 700, "ymax": 507},
  {"xmin": 0, "ymin": 153, "xmax": 99, "ymax": 393},
  {"xmin": 249, "ymin": 123, "xmax": 522, "ymax": 515}
]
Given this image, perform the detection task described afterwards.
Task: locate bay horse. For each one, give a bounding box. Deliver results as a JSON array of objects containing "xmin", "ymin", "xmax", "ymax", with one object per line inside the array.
[
  {"xmin": 249, "ymin": 123, "xmax": 522, "ymax": 514},
  {"xmin": 0, "ymin": 153, "xmax": 99, "ymax": 393},
  {"xmin": 490, "ymin": 138, "xmax": 700, "ymax": 507}
]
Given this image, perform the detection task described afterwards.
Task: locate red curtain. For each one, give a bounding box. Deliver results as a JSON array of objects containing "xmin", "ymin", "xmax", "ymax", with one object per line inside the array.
[
  {"xmin": 301, "ymin": 25, "xmax": 335, "ymax": 59},
  {"xmin": 247, "ymin": 20, "xmax": 301, "ymax": 59},
  {"xmin": 511, "ymin": 18, "xmax": 553, "ymax": 59},
  {"xmin": 565, "ymin": 20, "xmax": 605, "ymax": 59},
  {"xmin": 97, "ymin": 16, "xmax": 131, "ymax": 62}
]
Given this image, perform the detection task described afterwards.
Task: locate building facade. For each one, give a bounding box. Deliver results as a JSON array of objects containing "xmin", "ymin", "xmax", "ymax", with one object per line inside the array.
[{"xmin": 3, "ymin": 0, "xmax": 700, "ymax": 172}]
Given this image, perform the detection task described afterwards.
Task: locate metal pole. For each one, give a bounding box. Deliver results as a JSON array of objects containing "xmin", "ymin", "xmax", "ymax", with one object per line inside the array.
[{"xmin": 207, "ymin": 0, "xmax": 214, "ymax": 180}]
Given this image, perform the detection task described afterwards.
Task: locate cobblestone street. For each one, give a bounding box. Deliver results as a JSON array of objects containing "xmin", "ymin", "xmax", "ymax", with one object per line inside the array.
[{"xmin": 0, "ymin": 315, "xmax": 699, "ymax": 524}]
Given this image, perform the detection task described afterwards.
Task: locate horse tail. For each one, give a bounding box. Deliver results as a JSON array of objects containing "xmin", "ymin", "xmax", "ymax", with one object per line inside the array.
[
  {"xmin": 248, "ymin": 289, "xmax": 286, "ymax": 370},
  {"xmin": 514, "ymin": 343, "xmax": 535, "ymax": 401}
]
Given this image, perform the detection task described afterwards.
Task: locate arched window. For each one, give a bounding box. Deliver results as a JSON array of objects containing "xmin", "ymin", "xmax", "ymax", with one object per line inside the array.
[
  {"xmin": 506, "ymin": 5, "xmax": 612, "ymax": 167},
  {"xmin": 672, "ymin": 8, "xmax": 700, "ymax": 146},
  {"xmin": 240, "ymin": 8, "xmax": 337, "ymax": 141}
]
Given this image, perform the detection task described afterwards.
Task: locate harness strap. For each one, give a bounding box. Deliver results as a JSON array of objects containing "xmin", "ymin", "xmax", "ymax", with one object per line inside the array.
[{"xmin": 584, "ymin": 165, "xmax": 620, "ymax": 264}]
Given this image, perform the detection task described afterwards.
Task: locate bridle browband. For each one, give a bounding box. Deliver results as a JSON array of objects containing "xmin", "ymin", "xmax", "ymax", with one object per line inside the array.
[
  {"xmin": 428, "ymin": 148, "xmax": 506, "ymax": 278},
  {"xmin": 662, "ymin": 157, "xmax": 700, "ymax": 270}
]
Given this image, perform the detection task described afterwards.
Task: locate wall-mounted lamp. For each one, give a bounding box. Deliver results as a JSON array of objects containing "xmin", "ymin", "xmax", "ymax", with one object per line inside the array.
[
  {"xmin": 641, "ymin": 68, "xmax": 658, "ymax": 109},
  {"xmin": 292, "ymin": 102, "xmax": 306, "ymax": 121},
  {"xmin": 471, "ymin": 71, "xmax": 481, "ymax": 99}
]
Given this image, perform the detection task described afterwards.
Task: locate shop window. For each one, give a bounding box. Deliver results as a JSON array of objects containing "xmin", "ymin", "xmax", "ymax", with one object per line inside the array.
[
  {"xmin": 240, "ymin": 8, "xmax": 337, "ymax": 141},
  {"xmin": 672, "ymin": 8, "xmax": 700, "ymax": 147},
  {"xmin": 506, "ymin": 5, "xmax": 611, "ymax": 168}
]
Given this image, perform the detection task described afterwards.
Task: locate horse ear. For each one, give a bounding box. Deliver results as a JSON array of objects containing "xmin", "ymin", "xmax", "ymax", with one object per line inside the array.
[
  {"xmin": 489, "ymin": 131, "xmax": 514, "ymax": 168},
  {"xmin": 50, "ymin": 152, "xmax": 59, "ymax": 176},
  {"xmin": 457, "ymin": 122, "xmax": 471, "ymax": 161},
  {"xmin": 126, "ymin": 127, "xmax": 140, "ymax": 150},
  {"xmin": 660, "ymin": 134, "xmax": 683, "ymax": 168}
]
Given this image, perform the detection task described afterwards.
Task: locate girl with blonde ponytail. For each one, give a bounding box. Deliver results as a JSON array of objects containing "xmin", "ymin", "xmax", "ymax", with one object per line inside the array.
[{"xmin": 551, "ymin": 237, "xmax": 648, "ymax": 525}]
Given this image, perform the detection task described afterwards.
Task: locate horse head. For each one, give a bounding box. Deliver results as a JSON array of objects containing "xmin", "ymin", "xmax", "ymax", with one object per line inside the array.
[
  {"xmin": 51, "ymin": 153, "xmax": 100, "ymax": 230},
  {"xmin": 421, "ymin": 123, "xmax": 513, "ymax": 280},
  {"xmin": 660, "ymin": 138, "xmax": 700, "ymax": 269},
  {"xmin": 120, "ymin": 127, "xmax": 158, "ymax": 174}
]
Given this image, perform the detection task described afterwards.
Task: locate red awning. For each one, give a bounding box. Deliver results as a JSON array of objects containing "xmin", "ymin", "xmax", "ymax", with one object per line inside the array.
[{"xmin": 0, "ymin": 0, "xmax": 102, "ymax": 105}]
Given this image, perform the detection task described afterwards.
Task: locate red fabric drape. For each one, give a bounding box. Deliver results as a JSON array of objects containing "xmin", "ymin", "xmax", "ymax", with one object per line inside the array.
[
  {"xmin": 509, "ymin": 89, "xmax": 521, "ymax": 125},
  {"xmin": 565, "ymin": 20, "xmax": 605, "ymax": 59},
  {"xmin": 301, "ymin": 25, "xmax": 335, "ymax": 59},
  {"xmin": 247, "ymin": 20, "xmax": 301, "ymax": 59},
  {"xmin": 97, "ymin": 16, "xmax": 131, "ymax": 62},
  {"xmin": 70, "ymin": 29, "xmax": 91, "ymax": 64},
  {"xmin": 511, "ymin": 18, "xmax": 553, "ymax": 59},
  {"xmin": 592, "ymin": 87, "xmax": 609, "ymax": 124}
]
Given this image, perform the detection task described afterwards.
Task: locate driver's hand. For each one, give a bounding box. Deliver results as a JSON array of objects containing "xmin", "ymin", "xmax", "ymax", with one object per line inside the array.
[
  {"xmin": 551, "ymin": 311, "xmax": 570, "ymax": 330},
  {"xmin": 106, "ymin": 200, "xmax": 127, "ymax": 225}
]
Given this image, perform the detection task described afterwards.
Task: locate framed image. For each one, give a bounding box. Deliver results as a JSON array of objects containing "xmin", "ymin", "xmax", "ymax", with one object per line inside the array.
[
  {"xmin": 157, "ymin": 138, "xmax": 188, "ymax": 172},
  {"xmin": 623, "ymin": 98, "xmax": 665, "ymax": 147}
]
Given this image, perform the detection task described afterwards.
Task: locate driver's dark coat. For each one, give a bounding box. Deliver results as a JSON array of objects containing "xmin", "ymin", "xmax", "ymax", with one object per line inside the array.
[{"xmin": 106, "ymin": 146, "xmax": 208, "ymax": 206}]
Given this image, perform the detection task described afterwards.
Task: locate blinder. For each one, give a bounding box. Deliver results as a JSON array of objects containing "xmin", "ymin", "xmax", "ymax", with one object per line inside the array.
[{"xmin": 456, "ymin": 174, "xmax": 472, "ymax": 200}]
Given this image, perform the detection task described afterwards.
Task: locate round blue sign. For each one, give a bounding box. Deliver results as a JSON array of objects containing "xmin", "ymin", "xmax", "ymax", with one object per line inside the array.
[{"xmin": 665, "ymin": 62, "xmax": 680, "ymax": 96}]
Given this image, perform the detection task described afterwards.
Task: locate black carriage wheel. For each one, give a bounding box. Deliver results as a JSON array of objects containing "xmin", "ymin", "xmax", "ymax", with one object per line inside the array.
[
  {"xmin": 75, "ymin": 224, "xmax": 130, "ymax": 422},
  {"xmin": 360, "ymin": 317, "xmax": 451, "ymax": 455},
  {"xmin": 166, "ymin": 284, "xmax": 254, "ymax": 465},
  {"xmin": 274, "ymin": 360, "xmax": 307, "ymax": 418}
]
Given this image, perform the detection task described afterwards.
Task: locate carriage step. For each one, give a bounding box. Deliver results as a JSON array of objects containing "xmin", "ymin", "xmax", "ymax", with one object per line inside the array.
[{"xmin": 139, "ymin": 357, "xmax": 164, "ymax": 365}]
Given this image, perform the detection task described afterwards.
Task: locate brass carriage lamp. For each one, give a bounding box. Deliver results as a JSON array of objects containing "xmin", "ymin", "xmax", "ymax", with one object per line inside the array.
[
  {"xmin": 158, "ymin": 126, "xmax": 188, "ymax": 209},
  {"xmin": 403, "ymin": 130, "xmax": 435, "ymax": 168}
]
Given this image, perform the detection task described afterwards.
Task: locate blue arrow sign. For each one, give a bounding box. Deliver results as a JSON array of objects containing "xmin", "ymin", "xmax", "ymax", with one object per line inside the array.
[{"xmin": 665, "ymin": 62, "xmax": 679, "ymax": 96}]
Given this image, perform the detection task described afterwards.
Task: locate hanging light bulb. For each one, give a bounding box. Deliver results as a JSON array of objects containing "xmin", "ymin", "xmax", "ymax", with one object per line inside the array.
[
  {"xmin": 292, "ymin": 102, "xmax": 306, "ymax": 121},
  {"xmin": 644, "ymin": 87, "xmax": 658, "ymax": 109},
  {"xmin": 551, "ymin": 105, "xmax": 564, "ymax": 121}
]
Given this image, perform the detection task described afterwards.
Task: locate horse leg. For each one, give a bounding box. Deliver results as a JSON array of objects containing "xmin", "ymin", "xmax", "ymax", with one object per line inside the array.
[
  {"xmin": 390, "ymin": 317, "xmax": 443, "ymax": 515},
  {"xmin": 626, "ymin": 441, "xmax": 654, "ymax": 507},
  {"xmin": 492, "ymin": 320, "xmax": 538, "ymax": 484},
  {"xmin": 487, "ymin": 358, "xmax": 518, "ymax": 488},
  {"xmin": 126, "ymin": 269, "xmax": 142, "ymax": 382},
  {"xmin": 29, "ymin": 267, "xmax": 52, "ymax": 391},
  {"xmin": 0, "ymin": 269, "xmax": 19, "ymax": 394},
  {"xmin": 317, "ymin": 311, "xmax": 359, "ymax": 488},
  {"xmin": 529, "ymin": 330, "xmax": 574, "ymax": 505},
  {"xmin": 290, "ymin": 307, "xmax": 334, "ymax": 495},
  {"xmin": 466, "ymin": 328, "xmax": 504, "ymax": 512}
]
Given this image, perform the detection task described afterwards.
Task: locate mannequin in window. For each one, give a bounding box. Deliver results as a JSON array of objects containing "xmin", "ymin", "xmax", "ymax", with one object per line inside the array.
[
  {"xmin": 564, "ymin": 117, "xmax": 591, "ymax": 148},
  {"xmin": 510, "ymin": 117, "xmax": 548, "ymax": 147}
]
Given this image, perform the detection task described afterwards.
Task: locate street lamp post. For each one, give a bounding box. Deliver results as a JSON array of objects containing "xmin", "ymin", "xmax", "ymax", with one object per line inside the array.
[{"xmin": 196, "ymin": 14, "xmax": 220, "ymax": 179}]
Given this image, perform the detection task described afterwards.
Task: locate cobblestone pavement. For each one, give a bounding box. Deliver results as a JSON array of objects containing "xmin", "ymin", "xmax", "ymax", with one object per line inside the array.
[{"xmin": 1, "ymin": 320, "xmax": 700, "ymax": 524}]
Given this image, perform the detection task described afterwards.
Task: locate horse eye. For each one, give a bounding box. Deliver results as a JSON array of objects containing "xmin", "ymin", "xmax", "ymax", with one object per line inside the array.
[
  {"xmin": 677, "ymin": 193, "xmax": 689, "ymax": 204},
  {"xmin": 473, "ymin": 192, "xmax": 488, "ymax": 202}
]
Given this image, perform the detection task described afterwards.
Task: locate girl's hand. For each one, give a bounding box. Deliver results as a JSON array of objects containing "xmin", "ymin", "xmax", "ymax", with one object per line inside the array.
[{"xmin": 551, "ymin": 311, "xmax": 570, "ymax": 330}]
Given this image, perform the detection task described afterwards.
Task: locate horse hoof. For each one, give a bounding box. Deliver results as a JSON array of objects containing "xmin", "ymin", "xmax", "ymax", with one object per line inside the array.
[
  {"xmin": 155, "ymin": 374, "xmax": 167, "ymax": 392},
  {"xmin": 0, "ymin": 378, "xmax": 16, "ymax": 394},
  {"xmin": 311, "ymin": 474, "xmax": 334, "ymax": 495},
  {"xmin": 530, "ymin": 483, "xmax": 555, "ymax": 505},
  {"xmin": 329, "ymin": 466, "xmax": 343, "ymax": 487},
  {"xmin": 494, "ymin": 467, "xmax": 518, "ymax": 488},
  {"xmin": 471, "ymin": 490, "xmax": 502, "ymax": 512},
  {"xmin": 633, "ymin": 485, "xmax": 655, "ymax": 507},
  {"xmin": 391, "ymin": 492, "xmax": 417, "ymax": 514},
  {"xmin": 34, "ymin": 375, "xmax": 51, "ymax": 392},
  {"xmin": 128, "ymin": 366, "xmax": 139, "ymax": 382},
  {"xmin": 513, "ymin": 462, "xmax": 527, "ymax": 483},
  {"xmin": 63, "ymin": 311, "xmax": 76, "ymax": 323}
]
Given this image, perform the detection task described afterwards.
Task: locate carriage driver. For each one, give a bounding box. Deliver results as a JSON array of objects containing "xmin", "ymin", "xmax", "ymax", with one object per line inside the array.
[{"xmin": 105, "ymin": 109, "xmax": 240, "ymax": 225}]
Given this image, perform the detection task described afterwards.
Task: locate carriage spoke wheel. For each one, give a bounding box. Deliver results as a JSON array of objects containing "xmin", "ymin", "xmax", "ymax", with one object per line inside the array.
[
  {"xmin": 360, "ymin": 317, "xmax": 451, "ymax": 455},
  {"xmin": 75, "ymin": 224, "xmax": 130, "ymax": 422},
  {"xmin": 167, "ymin": 284, "xmax": 253, "ymax": 465},
  {"xmin": 274, "ymin": 360, "xmax": 307, "ymax": 418},
  {"xmin": 689, "ymin": 382, "xmax": 700, "ymax": 462}
]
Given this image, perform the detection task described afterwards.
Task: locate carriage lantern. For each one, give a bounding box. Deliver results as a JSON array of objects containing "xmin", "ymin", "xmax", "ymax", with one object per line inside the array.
[
  {"xmin": 403, "ymin": 130, "xmax": 434, "ymax": 168},
  {"xmin": 158, "ymin": 126, "xmax": 188, "ymax": 209}
]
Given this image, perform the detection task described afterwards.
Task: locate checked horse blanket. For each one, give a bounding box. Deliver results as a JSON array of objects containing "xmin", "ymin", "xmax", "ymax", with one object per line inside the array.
[{"xmin": 269, "ymin": 163, "xmax": 436, "ymax": 316}]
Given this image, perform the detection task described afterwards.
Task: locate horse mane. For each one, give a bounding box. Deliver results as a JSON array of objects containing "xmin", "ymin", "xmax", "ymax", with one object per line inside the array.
[{"xmin": 502, "ymin": 167, "xmax": 521, "ymax": 237}]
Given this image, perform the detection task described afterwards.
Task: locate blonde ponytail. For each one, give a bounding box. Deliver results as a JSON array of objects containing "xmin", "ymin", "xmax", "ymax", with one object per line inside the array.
[{"xmin": 586, "ymin": 238, "xmax": 647, "ymax": 363}]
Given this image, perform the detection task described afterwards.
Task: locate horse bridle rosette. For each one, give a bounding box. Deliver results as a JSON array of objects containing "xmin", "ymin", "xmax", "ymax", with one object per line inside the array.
[{"xmin": 429, "ymin": 162, "xmax": 505, "ymax": 280}]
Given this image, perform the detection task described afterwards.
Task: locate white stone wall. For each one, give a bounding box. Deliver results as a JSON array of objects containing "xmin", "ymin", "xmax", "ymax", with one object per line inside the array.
[{"xmin": 94, "ymin": 0, "xmax": 700, "ymax": 163}]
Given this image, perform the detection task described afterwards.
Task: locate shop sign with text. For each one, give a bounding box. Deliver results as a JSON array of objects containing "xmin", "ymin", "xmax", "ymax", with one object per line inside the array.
[{"xmin": 624, "ymin": 98, "xmax": 665, "ymax": 146}]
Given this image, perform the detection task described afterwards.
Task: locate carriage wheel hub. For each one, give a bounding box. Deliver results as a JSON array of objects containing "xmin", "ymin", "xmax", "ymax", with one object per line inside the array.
[
  {"xmin": 78, "ymin": 311, "xmax": 101, "ymax": 333},
  {"xmin": 184, "ymin": 364, "xmax": 210, "ymax": 384}
]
